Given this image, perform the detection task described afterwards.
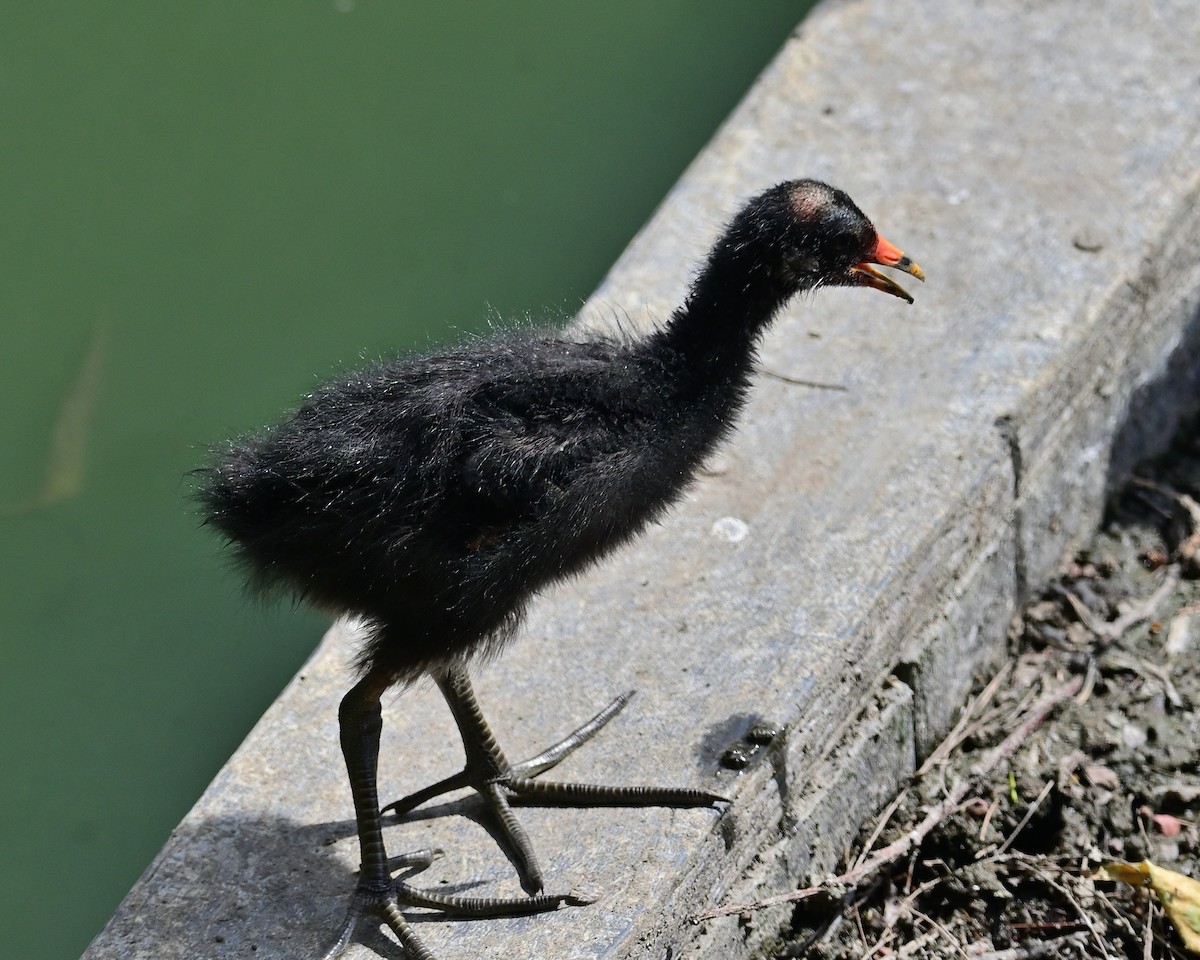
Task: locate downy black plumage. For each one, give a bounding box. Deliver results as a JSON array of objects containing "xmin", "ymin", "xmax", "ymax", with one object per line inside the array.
[{"xmin": 197, "ymin": 179, "xmax": 923, "ymax": 959}]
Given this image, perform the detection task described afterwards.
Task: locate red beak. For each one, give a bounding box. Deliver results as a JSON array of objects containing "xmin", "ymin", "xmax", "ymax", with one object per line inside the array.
[{"xmin": 848, "ymin": 233, "xmax": 925, "ymax": 303}]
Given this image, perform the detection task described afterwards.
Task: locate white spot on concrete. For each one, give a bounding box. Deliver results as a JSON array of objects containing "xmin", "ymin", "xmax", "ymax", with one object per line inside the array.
[{"xmin": 710, "ymin": 516, "xmax": 750, "ymax": 542}]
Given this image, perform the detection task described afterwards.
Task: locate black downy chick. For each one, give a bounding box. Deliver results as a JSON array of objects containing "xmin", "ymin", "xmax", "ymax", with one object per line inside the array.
[{"xmin": 197, "ymin": 179, "xmax": 923, "ymax": 959}]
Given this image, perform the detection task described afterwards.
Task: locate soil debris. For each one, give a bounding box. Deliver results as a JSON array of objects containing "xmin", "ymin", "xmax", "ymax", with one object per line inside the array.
[{"xmin": 761, "ymin": 420, "xmax": 1200, "ymax": 958}]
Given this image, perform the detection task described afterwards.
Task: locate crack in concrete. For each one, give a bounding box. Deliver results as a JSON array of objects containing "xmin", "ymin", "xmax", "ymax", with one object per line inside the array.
[{"xmin": 995, "ymin": 413, "xmax": 1028, "ymax": 603}]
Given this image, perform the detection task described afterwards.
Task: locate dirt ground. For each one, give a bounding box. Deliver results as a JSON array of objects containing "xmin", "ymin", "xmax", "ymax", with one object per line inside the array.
[{"xmin": 769, "ymin": 417, "xmax": 1200, "ymax": 959}]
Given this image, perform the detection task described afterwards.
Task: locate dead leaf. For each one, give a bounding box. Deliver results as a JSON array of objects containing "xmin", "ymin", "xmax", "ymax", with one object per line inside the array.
[
  {"xmin": 1099, "ymin": 860, "xmax": 1200, "ymax": 953},
  {"xmin": 1152, "ymin": 813, "xmax": 1186, "ymax": 838}
]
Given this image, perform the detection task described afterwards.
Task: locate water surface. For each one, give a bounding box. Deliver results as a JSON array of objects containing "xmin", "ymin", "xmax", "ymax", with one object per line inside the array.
[{"xmin": 0, "ymin": 4, "xmax": 806, "ymax": 955}]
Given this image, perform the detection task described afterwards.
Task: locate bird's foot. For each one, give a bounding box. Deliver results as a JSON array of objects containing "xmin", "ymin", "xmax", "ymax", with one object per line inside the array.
[
  {"xmin": 382, "ymin": 692, "xmax": 725, "ymax": 892},
  {"xmin": 319, "ymin": 849, "xmax": 591, "ymax": 960}
]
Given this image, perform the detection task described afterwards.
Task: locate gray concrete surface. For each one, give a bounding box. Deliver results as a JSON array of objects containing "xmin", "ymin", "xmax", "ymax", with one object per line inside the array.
[{"xmin": 84, "ymin": 1, "xmax": 1200, "ymax": 958}]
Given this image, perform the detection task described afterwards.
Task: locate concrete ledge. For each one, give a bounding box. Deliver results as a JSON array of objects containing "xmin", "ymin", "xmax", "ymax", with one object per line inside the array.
[{"xmin": 85, "ymin": 1, "xmax": 1200, "ymax": 958}]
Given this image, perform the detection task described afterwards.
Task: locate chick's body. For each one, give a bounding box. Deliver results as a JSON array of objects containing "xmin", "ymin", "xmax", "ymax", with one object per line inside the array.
[
  {"xmin": 195, "ymin": 179, "xmax": 924, "ymax": 960},
  {"xmin": 203, "ymin": 332, "xmax": 743, "ymax": 680}
]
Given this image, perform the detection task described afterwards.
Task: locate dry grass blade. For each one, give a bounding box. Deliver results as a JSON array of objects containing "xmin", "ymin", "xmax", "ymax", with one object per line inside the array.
[{"xmin": 917, "ymin": 661, "xmax": 1014, "ymax": 777}]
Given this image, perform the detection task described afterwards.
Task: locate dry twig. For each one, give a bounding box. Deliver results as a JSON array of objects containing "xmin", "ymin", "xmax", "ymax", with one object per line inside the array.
[
  {"xmin": 917, "ymin": 661, "xmax": 1014, "ymax": 776},
  {"xmin": 1063, "ymin": 567, "xmax": 1179, "ymax": 644},
  {"xmin": 1009, "ymin": 854, "xmax": 1116, "ymax": 960},
  {"xmin": 758, "ymin": 368, "xmax": 849, "ymax": 391}
]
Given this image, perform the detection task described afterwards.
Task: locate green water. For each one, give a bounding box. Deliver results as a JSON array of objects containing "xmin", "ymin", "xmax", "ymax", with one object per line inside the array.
[{"xmin": 0, "ymin": 4, "xmax": 806, "ymax": 956}]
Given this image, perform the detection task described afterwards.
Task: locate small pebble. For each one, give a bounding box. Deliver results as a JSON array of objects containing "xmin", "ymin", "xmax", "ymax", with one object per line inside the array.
[
  {"xmin": 1158, "ymin": 841, "xmax": 1180, "ymax": 862},
  {"xmin": 1084, "ymin": 764, "xmax": 1120, "ymax": 790},
  {"xmin": 1121, "ymin": 723, "xmax": 1147, "ymax": 750},
  {"xmin": 720, "ymin": 745, "xmax": 751, "ymax": 770},
  {"xmin": 1151, "ymin": 813, "xmax": 1184, "ymax": 837},
  {"xmin": 1072, "ymin": 229, "xmax": 1104, "ymax": 253},
  {"xmin": 1165, "ymin": 614, "xmax": 1194, "ymax": 657}
]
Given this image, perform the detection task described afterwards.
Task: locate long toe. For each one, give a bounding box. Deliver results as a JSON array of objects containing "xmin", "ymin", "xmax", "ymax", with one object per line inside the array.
[
  {"xmin": 320, "ymin": 873, "xmax": 588, "ymax": 960},
  {"xmin": 321, "ymin": 886, "xmax": 435, "ymax": 960},
  {"xmin": 504, "ymin": 776, "xmax": 726, "ymax": 808},
  {"xmin": 387, "ymin": 683, "xmax": 725, "ymax": 894},
  {"xmin": 383, "ymin": 692, "xmax": 632, "ymax": 818}
]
